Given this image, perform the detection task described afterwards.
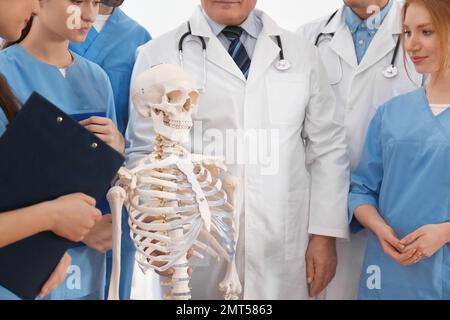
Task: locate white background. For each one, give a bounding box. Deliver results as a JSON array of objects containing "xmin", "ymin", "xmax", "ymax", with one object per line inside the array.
[{"xmin": 121, "ymin": 0, "xmax": 344, "ymax": 37}]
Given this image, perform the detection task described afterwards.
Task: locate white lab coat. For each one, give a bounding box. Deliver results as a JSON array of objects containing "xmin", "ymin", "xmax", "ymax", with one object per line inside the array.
[
  {"xmin": 297, "ymin": 0, "xmax": 422, "ymax": 300},
  {"xmin": 126, "ymin": 6, "xmax": 350, "ymax": 300}
]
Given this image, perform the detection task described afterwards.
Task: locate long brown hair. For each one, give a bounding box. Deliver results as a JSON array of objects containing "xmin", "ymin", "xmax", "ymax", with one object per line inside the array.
[
  {"xmin": 0, "ymin": 17, "xmax": 34, "ymax": 123},
  {"xmin": 402, "ymin": 0, "xmax": 450, "ymax": 80},
  {"xmin": 2, "ymin": 16, "xmax": 34, "ymax": 50},
  {"xmin": 0, "ymin": 76, "xmax": 19, "ymax": 123}
]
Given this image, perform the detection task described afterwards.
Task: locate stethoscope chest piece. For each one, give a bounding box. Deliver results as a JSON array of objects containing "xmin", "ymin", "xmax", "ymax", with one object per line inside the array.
[
  {"xmin": 382, "ymin": 65, "xmax": 399, "ymax": 78},
  {"xmin": 275, "ymin": 59, "xmax": 291, "ymax": 71}
]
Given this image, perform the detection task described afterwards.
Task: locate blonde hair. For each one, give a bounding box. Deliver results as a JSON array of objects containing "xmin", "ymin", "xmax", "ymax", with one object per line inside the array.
[{"xmin": 402, "ymin": 0, "xmax": 450, "ymax": 80}]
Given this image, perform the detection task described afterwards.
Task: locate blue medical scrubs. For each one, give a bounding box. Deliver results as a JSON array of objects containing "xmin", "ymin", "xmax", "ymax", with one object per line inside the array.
[
  {"xmin": 70, "ymin": 8, "xmax": 150, "ymax": 300},
  {"xmin": 0, "ymin": 44, "xmax": 117, "ymax": 300},
  {"xmin": 349, "ymin": 88, "xmax": 450, "ymax": 299},
  {"xmin": 70, "ymin": 8, "xmax": 151, "ymax": 135}
]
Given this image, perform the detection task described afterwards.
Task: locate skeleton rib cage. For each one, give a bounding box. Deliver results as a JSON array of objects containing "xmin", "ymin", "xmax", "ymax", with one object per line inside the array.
[
  {"xmin": 111, "ymin": 145, "xmax": 239, "ymax": 299},
  {"xmin": 126, "ymin": 155, "xmax": 236, "ymax": 263}
]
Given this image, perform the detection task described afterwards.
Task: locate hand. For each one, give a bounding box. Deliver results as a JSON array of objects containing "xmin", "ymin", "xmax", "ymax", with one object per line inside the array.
[
  {"xmin": 373, "ymin": 223, "xmax": 418, "ymax": 266},
  {"xmin": 39, "ymin": 253, "xmax": 72, "ymax": 298},
  {"xmin": 79, "ymin": 116, "xmax": 124, "ymax": 153},
  {"xmin": 49, "ymin": 193, "xmax": 102, "ymax": 242},
  {"xmin": 82, "ymin": 214, "xmax": 113, "ymax": 253},
  {"xmin": 400, "ymin": 224, "xmax": 450, "ymax": 262},
  {"xmin": 305, "ymin": 235, "xmax": 337, "ymax": 297}
]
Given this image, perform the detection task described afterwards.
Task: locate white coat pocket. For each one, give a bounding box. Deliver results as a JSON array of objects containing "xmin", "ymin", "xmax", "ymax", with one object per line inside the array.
[{"xmin": 266, "ymin": 74, "xmax": 307, "ymax": 126}]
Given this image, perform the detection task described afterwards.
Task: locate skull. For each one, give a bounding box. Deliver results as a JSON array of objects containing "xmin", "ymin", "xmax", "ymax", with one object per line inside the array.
[{"xmin": 131, "ymin": 64, "xmax": 200, "ymax": 142}]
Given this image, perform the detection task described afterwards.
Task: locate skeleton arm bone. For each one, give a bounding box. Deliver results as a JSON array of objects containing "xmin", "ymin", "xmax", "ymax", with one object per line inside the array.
[
  {"xmin": 218, "ymin": 175, "xmax": 242, "ymax": 300},
  {"xmin": 106, "ymin": 186, "xmax": 126, "ymax": 300}
]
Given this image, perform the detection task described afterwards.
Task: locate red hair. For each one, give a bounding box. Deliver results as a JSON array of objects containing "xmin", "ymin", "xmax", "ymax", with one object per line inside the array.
[{"xmin": 402, "ymin": 0, "xmax": 450, "ymax": 80}]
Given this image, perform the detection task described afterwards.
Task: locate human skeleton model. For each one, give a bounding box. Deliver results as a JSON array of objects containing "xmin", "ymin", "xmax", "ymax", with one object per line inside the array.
[{"xmin": 106, "ymin": 64, "xmax": 242, "ymax": 300}]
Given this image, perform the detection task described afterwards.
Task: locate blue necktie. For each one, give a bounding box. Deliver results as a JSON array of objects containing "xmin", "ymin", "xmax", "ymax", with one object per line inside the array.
[{"xmin": 222, "ymin": 26, "xmax": 251, "ymax": 78}]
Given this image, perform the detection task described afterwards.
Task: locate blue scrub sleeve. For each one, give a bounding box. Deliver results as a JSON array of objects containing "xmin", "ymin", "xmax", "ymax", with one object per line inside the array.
[{"xmin": 348, "ymin": 106, "xmax": 385, "ymax": 233}]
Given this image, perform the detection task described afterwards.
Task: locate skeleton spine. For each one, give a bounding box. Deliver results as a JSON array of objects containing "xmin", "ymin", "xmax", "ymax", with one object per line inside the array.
[
  {"xmin": 156, "ymin": 135, "xmax": 191, "ymax": 300},
  {"xmin": 167, "ymin": 213, "xmax": 191, "ymax": 300}
]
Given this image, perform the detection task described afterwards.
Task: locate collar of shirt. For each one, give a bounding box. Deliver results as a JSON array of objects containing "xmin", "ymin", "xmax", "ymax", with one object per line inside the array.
[
  {"xmin": 344, "ymin": 0, "xmax": 393, "ymax": 36},
  {"xmin": 202, "ymin": 9, "xmax": 262, "ymax": 59},
  {"xmin": 93, "ymin": 14, "xmax": 111, "ymax": 32},
  {"xmin": 203, "ymin": 9, "xmax": 261, "ymax": 41}
]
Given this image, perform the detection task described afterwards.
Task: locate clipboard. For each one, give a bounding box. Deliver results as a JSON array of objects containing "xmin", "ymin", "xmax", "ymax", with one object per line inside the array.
[{"xmin": 0, "ymin": 92, "xmax": 124, "ymax": 300}]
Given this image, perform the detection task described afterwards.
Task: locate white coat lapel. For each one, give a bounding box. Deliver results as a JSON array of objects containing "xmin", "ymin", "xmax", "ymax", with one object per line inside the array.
[
  {"xmin": 189, "ymin": 6, "xmax": 246, "ymax": 82},
  {"xmin": 247, "ymin": 11, "xmax": 281, "ymax": 82},
  {"xmin": 327, "ymin": 9, "xmax": 358, "ymax": 69},
  {"xmin": 206, "ymin": 37, "xmax": 246, "ymax": 81}
]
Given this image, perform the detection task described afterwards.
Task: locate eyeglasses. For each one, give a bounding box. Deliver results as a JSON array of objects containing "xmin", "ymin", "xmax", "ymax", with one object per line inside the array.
[{"xmin": 100, "ymin": 0, "xmax": 125, "ymax": 7}]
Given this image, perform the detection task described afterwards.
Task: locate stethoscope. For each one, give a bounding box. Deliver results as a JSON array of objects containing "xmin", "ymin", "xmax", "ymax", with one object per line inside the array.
[
  {"xmin": 314, "ymin": 10, "xmax": 401, "ymax": 79},
  {"xmin": 178, "ymin": 22, "xmax": 292, "ymax": 91}
]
